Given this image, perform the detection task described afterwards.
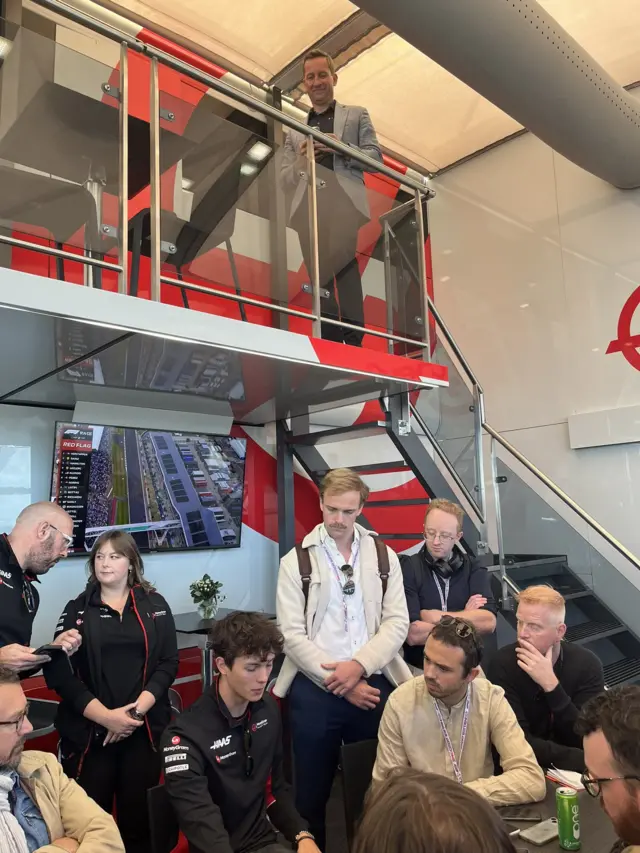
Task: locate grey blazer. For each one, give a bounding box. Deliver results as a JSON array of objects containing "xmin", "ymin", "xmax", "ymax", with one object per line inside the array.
[{"xmin": 281, "ymin": 102, "xmax": 383, "ymax": 222}]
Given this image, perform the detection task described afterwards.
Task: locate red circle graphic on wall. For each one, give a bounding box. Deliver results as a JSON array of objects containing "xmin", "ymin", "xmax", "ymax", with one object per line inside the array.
[{"xmin": 606, "ymin": 286, "xmax": 640, "ymax": 371}]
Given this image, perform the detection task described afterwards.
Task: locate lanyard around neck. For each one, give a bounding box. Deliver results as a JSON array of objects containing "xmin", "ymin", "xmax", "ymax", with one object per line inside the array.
[
  {"xmin": 322, "ymin": 537, "xmax": 360, "ymax": 633},
  {"xmin": 432, "ymin": 572, "xmax": 450, "ymax": 611},
  {"xmin": 432, "ymin": 685, "xmax": 472, "ymax": 785}
]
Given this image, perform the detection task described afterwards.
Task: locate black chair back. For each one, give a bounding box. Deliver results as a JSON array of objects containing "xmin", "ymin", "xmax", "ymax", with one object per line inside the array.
[
  {"xmin": 340, "ymin": 739, "xmax": 378, "ymax": 850},
  {"xmin": 147, "ymin": 784, "xmax": 179, "ymax": 853}
]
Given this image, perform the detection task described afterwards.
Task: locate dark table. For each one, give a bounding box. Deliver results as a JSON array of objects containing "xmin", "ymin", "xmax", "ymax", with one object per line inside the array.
[
  {"xmin": 500, "ymin": 781, "xmax": 616, "ymax": 852},
  {"xmin": 174, "ymin": 608, "xmax": 276, "ymax": 690}
]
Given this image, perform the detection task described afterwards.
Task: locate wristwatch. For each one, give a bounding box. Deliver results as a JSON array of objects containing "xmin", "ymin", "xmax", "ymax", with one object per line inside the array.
[
  {"xmin": 294, "ymin": 831, "xmax": 315, "ymax": 848},
  {"xmin": 129, "ymin": 708, "xmax": 145, "ymax": 721}
]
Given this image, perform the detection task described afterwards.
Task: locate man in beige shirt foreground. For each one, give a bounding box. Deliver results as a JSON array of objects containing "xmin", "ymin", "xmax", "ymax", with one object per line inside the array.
[{"xmin": 373, "ymin": 615, "xmax": 546, "ymax": 806}]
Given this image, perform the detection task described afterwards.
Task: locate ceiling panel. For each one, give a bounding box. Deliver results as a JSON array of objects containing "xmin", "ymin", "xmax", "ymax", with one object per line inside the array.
[
  {"xmin": 92, "ymin": 0, "xmax": 640, "ymax": 169},
  {"xmin": 334, "ymin": 35, "xmax": 522, "ymax": 171},
  {"xmin": 101, "ymin": 0, "xmax": 356, "ymax": 79}
]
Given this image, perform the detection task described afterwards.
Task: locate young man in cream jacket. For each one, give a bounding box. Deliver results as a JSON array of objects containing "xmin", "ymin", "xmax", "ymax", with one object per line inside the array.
[{"xmin": 274, "ymin": 468, "xmax": 411, "ymax": 851}]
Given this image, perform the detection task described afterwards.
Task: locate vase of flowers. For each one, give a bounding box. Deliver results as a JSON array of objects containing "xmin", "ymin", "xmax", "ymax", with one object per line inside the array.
[{"xmin": 190, "ymin": 574, "xmax": 225, "ymax": 621}]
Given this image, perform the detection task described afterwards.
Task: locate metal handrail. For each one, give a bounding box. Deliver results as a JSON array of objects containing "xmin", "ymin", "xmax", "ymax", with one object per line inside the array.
[
  {"xmin": 410, "ymin": 401, "xmax": 485, "ymax": 522},
  {"xmin": 484, "ymin": 421, "xmax": 640, "ymax": 572},
  {"xmin": 33, "ymin": 0, "xmax": 432, "ymax": 197}
]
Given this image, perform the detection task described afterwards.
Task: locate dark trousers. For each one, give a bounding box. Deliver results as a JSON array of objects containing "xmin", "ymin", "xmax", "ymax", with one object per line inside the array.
[
  {"xmin": 63, "ymin": 728, "xmax": 161, "ymax": 853},
  {"xmin": 294, "ymin": 180, "xmax": 365, "ymax": 346},
  {"xmin": 289, "ymin": 673, "xmax": 393, "ymax": 851}
]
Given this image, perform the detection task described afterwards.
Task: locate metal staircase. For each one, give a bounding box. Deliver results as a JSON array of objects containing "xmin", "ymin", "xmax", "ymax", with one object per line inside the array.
[{"xmin": 277, "ymin": 259, "xmax": 640, "ymax": 691}]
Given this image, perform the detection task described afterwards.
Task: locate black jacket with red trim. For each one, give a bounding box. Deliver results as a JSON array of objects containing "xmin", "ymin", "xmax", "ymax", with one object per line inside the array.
[
  {"xmin": 0, "ymin": 534, "xmax": 40, "ymax": 648},
  {"xmin": 44, "ymin": 582, "xmax": 178, "ymax": 752},
  {"xmin": 160, "ymin": 678, "xmax": 307, "ymax": 853}
]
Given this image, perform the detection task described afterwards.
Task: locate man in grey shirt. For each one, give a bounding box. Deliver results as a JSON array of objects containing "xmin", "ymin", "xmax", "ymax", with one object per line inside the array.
[{"xmin": 282, "ymin": 49, "xmax": 382, "ymax": 346}]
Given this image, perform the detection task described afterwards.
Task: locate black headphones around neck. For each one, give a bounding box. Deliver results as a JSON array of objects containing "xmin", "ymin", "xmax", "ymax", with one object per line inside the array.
[{"xmin": 422, "ymin": 545, "xmax": 465, "ymax": 579}]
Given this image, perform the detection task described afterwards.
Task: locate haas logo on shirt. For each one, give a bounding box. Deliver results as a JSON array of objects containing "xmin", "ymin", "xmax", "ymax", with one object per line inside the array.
[
  {"xmin": 210, "ymin": 735, "xmax": 232, "ymax": 751},
  {"xmin": 0, "ymin": 569, "xmax": 12, "ymax": 580}
]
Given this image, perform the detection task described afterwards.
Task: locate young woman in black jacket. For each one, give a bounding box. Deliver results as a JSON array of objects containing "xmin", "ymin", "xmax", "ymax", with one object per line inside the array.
[{"xmin": 45, "ymin": 530, "xmax": 178, "ymax": 853}]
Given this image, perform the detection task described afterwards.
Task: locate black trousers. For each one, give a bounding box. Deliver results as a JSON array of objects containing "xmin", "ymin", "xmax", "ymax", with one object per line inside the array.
[
  {"xmin": 289, "ymin": 673, "xmax": 393, "ymax": 851},
  {"xmin": 294, "ymin": 178, "xmax": 366, "ymax": 346},
  {"xmin": 63, "ymin": 727, "xmax": 161, "ymax": 853}
]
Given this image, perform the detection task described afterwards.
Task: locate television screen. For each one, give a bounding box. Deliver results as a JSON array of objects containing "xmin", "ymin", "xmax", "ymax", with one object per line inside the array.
[{"xmin": 51, "ymin": 423, "xmax": 246, "ymax": 553}]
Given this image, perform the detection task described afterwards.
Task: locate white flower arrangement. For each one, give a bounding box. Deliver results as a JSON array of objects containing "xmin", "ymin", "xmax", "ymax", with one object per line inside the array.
[{"xmin": 190, "ymin": 574, "xmax": 225, "ymax": 607}]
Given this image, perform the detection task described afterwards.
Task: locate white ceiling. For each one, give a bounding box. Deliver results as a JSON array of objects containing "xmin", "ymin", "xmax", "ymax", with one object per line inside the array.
[{"xmin": 97, "ymin": 0, "xmax": 640, "ymax": 171}]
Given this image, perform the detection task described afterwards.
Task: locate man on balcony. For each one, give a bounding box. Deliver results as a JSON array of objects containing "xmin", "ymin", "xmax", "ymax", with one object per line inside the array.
[
  {"xmin": 281, "ymin": 49, "xmax": 383, "ymax": 347},
  {"xmin": 487, "ymin": 585, "xmax": 604, "ymax": 772}
]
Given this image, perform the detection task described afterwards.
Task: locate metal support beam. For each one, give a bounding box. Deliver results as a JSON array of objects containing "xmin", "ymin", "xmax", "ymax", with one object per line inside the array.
[
  {"xmin": 414, "ymin": 190, "xmax": 430, "ymax": 359},
  {"xmin": 266, "ymin": 87, "xmax": 290, "ymax": 331},
  {"xmin": 276, "ymin": 420, "xmax": 295, "ymax": 558},
  {"xmin": 118, "ymin": 41, "xmax": 129, "ymax": 295},
  {"xmin": 306, "ymin": 134, "xmax": 322, "ymax": 338},
  {"xmin": 149, "ymin": 57, "xmax": 161, "ymax": 302},
  {"xmin": 489, "ymin": 436, "xmax": 508, "ymax": 607}
]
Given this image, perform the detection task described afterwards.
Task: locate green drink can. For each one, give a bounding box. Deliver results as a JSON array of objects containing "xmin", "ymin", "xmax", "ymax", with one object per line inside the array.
[{"xmin": 557, "ymin": 786, "xmax": 581, "ymax": 850}]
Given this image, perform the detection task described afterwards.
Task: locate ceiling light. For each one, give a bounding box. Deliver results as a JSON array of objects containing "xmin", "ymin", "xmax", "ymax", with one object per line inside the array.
[
  {"xmin": 240, "ymin": 162, "xmax": 258, "ymax": 176},
  {"xmin": 592, "ymin": 347, "xmax": 600, "ymax": 352},
  {"xmin": 247, "ymin": 142, "xmax": 271, "ymax": 162},
  {"xmin": 520, "ymin": 303, "xmax": 529, "ymax": 309},
  {"xmin": 440, "ymin": 276, "xmax": 450, "ymax": 283},
  {"xmin": 0, "ymin": 38, "xmax": 13, "ymax": 60},
  {"xmin": 442, "ymin": 249, "xmax": 452, "ymax": 255}
]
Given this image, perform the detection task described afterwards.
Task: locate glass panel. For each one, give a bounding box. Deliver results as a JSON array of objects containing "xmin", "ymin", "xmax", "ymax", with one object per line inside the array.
[
  {"xmin": 0, "ymin": 22, "xmax": 122, "ymax": 286},
  {"xmin": 312, "ymin": 156, "xmax": 427, "ymax": 350},
  {"xmin": 413, "ymin": 339, "xmax": 479, "ymax": 506},
  {"xmin": 150, "ymin": 85, "xmax": 313, "ymax": 330}
]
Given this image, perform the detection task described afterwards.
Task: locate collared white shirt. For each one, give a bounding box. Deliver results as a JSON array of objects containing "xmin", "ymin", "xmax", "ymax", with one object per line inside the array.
[{"xmin": 314, "ymin": 525, "xmax": 370, "ymax": 662}]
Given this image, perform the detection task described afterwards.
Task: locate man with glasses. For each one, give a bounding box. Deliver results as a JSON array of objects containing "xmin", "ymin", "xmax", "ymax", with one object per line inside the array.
[
  {"xmin": 274, "ymin": 467, "xmax": 410, "ymax": 849},
  {"xmin": 373, "ymin": 616, "xmax": 546, "ymax": 805},
  {"xmin": 401, "ymin": 499, "xmax": 496, "ymax": 672},
  {"xmin": 161, "ymin": 612, "xmax": 319, "ymax": 853},
  {"xmin": 0, "ymin": 665, "xmax": 124, "ymax": 851},
  {"xmin": 488, "ymin": 585, "xmax": 604, "ymax": 772},
  {"xmin": 576, "ymin": 686, "xmax": 640, "ymax": 852},
  {"xmin": 0, "ymin": 502, "xmax": 81, "ymax": 673}
]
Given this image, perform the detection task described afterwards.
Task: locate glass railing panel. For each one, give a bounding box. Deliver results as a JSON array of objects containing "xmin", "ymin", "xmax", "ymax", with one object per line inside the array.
[
  {"xmin": 413, "ymin": 340, "xmax": 479, "ymax": 508},
  {"xmin": 150, "ymin": 86, "xmax": 313, "ymax": 327},
  {"xmin": 0, "ymin": 23, "xmax": 122, "ymax": 286},
  {"xmin": 312, "ymin": 156, "xmax": 428, "ymax": 350}
]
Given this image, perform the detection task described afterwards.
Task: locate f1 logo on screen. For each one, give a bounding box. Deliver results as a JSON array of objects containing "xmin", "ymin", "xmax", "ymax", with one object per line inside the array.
[{"xmin": 607, "ymin": 285, "xmax": 640, "ymax": 370}]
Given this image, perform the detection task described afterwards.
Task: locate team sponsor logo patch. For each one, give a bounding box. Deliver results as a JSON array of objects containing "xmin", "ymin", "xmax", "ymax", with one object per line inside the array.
[
  {"xmin": 171, "ymin": 736, "xmax": 180, "ymax": 745},
  {"xmin": 252, "ymin": 719, "xmax": 268, "ymax": 732},
  {"xmin": 163, "ymin": 744, "xmax": 188, "ymax": 753},
  {"xmin": 0, "ymin": 569, "xmax": 12, "ymax": 580},
  {"xmin": 210, "ymin": 735, "xmax": 232, "ymax": 750},
  {"xmin": 165, "ymin": 764, "xmax": 189, "ymax": 774},
  {"xmin": 164, "ymin": 753, "xmax": 187, "ymax": 763},
  {"xmin": 215, "ymin": 751, "xmax": 237, "ymax": 763}
]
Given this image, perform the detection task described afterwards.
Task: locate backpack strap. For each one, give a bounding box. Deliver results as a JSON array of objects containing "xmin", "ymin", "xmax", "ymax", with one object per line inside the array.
[
  {"xmin": 374, "ymin": 537, "xmax": 390, "ymax": 598},
  {"xmin": 295, "ymin": 544, "xmax": 313, "ymax": 615}
]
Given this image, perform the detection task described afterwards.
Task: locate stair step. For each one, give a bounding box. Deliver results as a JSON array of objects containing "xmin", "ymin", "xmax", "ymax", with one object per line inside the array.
[
  {"xmin": 288, "ymin": 422, "xmax": 384, "ymax": 446},
  {"xmin": 564, "ymin": 590, "xmax": 593, "ymax": 602},
  {"xmin": 377, "ymin": 532, "xmax": 423, "ymax": 540},
  {"xmin": 566, "ymin": 620, "xmax": 623, "ymax": 644},
  {"xmin": 367, "ymin": 498, "xmax": 427, "ymax": 508},
  {"xmin": 348, "ymin": 462, "xmax": 411, "ymax": 475},
  {"xmin": 603, "ymin": 658, "xmax": 640, "ymax": 688}
]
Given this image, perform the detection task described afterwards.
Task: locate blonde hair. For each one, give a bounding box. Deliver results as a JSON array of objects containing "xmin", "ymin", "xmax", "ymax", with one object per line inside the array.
[
  {"xmin": 517, "ymin": 585, "xmax": 566, "ymax": 621},
  {"xmin": 319, "ymin": 468, "xmax": 369, "ymax": 505},
  {"xmin": 425, "ymin": 499, "xmax": 464, "ymax": 533}
]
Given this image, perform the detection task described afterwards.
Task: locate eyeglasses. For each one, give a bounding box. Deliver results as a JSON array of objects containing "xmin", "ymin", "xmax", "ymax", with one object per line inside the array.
[
  {"xmin": 581, "ymin": 772, "xmax": 640, "ymax": 798},
  {"xmin": 339, "ymin": 564, "xmax": 355, "ymax": 596},
  {"xmin": 48, "ymin": 523, "xmax": 74, "ymax": 549},
  {"xmin": 0, "ymin": 701, "xmax": 30, "ymax": 731},
  {"xmin": 243, "ymin": 726, "xmax": 254, "ymax": 778},
  {"xmin": 424, "ymin": 529, "xmax": 456, "ymax": 543}
]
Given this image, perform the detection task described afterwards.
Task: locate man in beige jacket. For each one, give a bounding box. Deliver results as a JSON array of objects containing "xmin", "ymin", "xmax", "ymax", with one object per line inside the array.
[
  {"xmin": 0, "ymin": 666, "xmax": 123, "ymax": 853},
  {"xmin": 577, "ymin": 686, "xmax": 640, "ymax": 853},
  {"xmin": 372, "ymin": 616, "xmax": 546, "ymax": 806},
  {"xmin": 274, "ymin": 468, "xmax": 411, "ymax": 850}
]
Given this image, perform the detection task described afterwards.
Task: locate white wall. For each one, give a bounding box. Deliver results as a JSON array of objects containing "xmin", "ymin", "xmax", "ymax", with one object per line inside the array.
[
  {"xmin": 429, "ymin": 103, "xmax": 640, "ymax": 620},
  {"xmin": 0, "ymin": 404, "xmax": 276, "ymax": 647}
]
